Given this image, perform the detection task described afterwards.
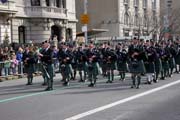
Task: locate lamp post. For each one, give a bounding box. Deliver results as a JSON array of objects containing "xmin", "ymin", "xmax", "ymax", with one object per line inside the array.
[{"xmin": 84, "ymin": 0, "xmax": 88, "ymax": 44}]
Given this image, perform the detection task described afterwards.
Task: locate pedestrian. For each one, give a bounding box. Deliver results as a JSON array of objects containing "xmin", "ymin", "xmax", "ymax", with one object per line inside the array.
[{"xmin": 10, "ymin": 53, "xmax": 18, "ymax": 75}]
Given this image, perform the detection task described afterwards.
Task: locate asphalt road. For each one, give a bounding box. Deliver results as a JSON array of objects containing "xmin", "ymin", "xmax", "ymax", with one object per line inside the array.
[{"xmin": 0, "ymin": 73, "xmax": 180, "ymax": 120}]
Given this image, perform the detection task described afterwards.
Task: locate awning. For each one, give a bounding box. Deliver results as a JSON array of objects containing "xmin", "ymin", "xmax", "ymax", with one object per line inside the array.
[{"xmin": 76, "ymin": 28, "xmax": 109, "ymax": 36}]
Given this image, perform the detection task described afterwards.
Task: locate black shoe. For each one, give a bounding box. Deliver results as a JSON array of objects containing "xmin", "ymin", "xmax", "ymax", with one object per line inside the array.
[
  {"xmin": 26, "ymin": 83, "xmax": 32, "ymax": 85},
  {"xmin": 45, "ymin": 87, "xmax": 52, "ymax": 91},
  {"xmin": 169, "ymin": 74, "xmax": 172, "ymax": 77},
  {"xmin": 106, "ymin": 80, "xmax": 110, "ymax": 83},
  {"xmin": 109, "ymin": 81, "xmax": 113, "ymax": 83},
  {"xmin": 131, "ymin": 85, "xmax": 135, "ymax": 88},
  {"xmin": 153, "ymin": 79, "xmax": 158, "ymax": 83},
  {"xmin": 88, "ymin": 83, "xmax": 94, "ymax": 87},
  {"xmin": 147, "ymin": 80, "xmax": 152, "ymax": 84},
  {"xmin": 136, "ymin": 86, "xmax": 140, "ymax": 89},
  {"xmin": 160, "ymin": 77, "xmax": 165, "ymax": 80},
  {"xmin": 78, "ymin": 80, "xmax": 84, "ymax": 83},
  {"xmin": 63, "ymin": 82, "xmax": 69, "ymax": 86},
  {"xmin": 42, "ymin": 83, "xmax": 47, "ymax": 86}
]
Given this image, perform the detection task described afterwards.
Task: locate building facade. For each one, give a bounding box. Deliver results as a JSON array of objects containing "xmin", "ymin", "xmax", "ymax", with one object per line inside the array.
[
  {"xmin": 0, "ymin": 0, "xmax": 17, "ymax": 44},
  {"xmin": 76, "ymin": 0, "xmax": 160, "ymax": 40},
  {"xmin": 0, "ymin": 0, "xmax": 77, "ymax": 44}
]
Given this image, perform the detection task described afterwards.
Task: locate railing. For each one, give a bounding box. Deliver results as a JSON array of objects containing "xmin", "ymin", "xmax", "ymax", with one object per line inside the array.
[
  {"xmin": 0, "ymin": 61, "xmax": 23, "ymax": 77},
  {"xmin": 0, "ymin": 1, "xmax": 16, "ymax": 12},
  {"xmin": 25, "ymin": 6, "xmax": 67, "ymax": 18},
  {"xmin": 0, "ymin": 59, "xmax": 59, "ymax": 80}
]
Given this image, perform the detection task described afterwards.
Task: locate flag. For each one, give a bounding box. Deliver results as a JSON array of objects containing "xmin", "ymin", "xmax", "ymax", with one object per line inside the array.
[{"xmin": 1, "ymin": 0, "xmax": 8, "ymax": 3}]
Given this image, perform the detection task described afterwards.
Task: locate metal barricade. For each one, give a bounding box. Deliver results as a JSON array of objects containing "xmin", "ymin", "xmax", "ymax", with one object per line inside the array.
[{"xmin": 0, "ymin": 61, "xmax": 24, "ymax": 77}]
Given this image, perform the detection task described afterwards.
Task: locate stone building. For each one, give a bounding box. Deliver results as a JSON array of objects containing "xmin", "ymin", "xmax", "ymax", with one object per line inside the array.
[
  {"xmin": 0, "ymin": 0, "xmax": 77, "ymax": 44},
  {"xmin": 76, "ymin": 0, "xmax": 160, "ymax": 41}
]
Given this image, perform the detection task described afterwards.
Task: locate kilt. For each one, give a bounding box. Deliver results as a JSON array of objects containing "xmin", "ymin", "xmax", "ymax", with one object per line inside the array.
[
  {"xmin": 117, "ymin": 61, "xmax": 128, "ymax": 72},
  {"xmin": 100, "ymin": 61, "xmax": 107, "ymax": 70},
  {"xmin": 106, "ymin": 62, "xmax": 116, "ymax": 70},
  {"xmin": 59, "ymin": 63, "xmax": 73, "ymax": 76},
  {"xmin": 87, "ymin": 62, "xmax": 98, "ymax": 73},
  {"xmin": 144, "ymin": 62, "xmax": 155, "ymax": 73},
  {"xmin": 162, "ymin": 60, "xmax": 169, "ymax": 70},
  {"xmin": 71, "ymin": 62, "xmax": 77, "ymax": 70},
  {"xmin": 155, "ymin": 58, "xmax": 162, "ymax": 73},
  {"xmin": 129, "ymin": 60, "xmax": 146, "ymax": 73},
  {"xmin": 77, "ymin": 62, "xmax": 84, "ymax": 71},
  {"xmin": 23, "ymin": 64, "xmax": 29, "ymax": 73},
  {"xmin": 27, "ymin": 64, "xmax": 35, "ymax": 74},
  {"xmin": 169, "ymin": 58, "xmax": 175, "ymax": 69}
]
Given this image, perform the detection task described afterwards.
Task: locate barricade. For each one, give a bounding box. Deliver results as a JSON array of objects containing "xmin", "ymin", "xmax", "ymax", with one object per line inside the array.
[{"xmin": 0, "ymin": 59, "xmax": 58, "ymax": 81}]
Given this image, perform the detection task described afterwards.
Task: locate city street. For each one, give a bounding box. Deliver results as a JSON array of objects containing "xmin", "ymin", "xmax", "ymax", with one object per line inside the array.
[
  {"xmin": 0, "ymin": 73, "xmax": 180, "ymax": 120},
  {"xmin": 0, "ymin": 0, "xmax": 180, "ymax": 120}
]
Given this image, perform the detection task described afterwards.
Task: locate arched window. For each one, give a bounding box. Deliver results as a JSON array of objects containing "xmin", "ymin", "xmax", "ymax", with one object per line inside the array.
[
  {"xmin": 144, "ymin": 0, "xmax": 148, "ymax": 8},
  {"xmin": 143, "ymin": 15, "xmax": 147, "ymax": 27},
  {"xmin": 134, "ymin": 15, "xmax": 139, "ymax": 26},
  {"xmin": 62, "ymin": 0, "xmax": 66, "ymax": 8},
  {"xmin": 124, "ymin": 12, "xmax": 129, "ymax": 25},
  {"xmin": 46, "ymin": 0, "xmax": 50, "ymax": 6},
  {"xmin": 31, "ymin": 0, "xmax": 40, "ymax": 6},
  {"xmin": 134, "ymin": 0, "xmax": 139, "ymax": 7},
  {"xmin": 54, "ymin": 0, "xmax": 60, "ymax": 7},
  {"xmin": 18, "ymin": 26, "xmax": 26, "ymax": 44}
]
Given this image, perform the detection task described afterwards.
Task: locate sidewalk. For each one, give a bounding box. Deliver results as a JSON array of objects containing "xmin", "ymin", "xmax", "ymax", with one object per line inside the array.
[{"xmin": 0, "ymin": 72, "xmax": 42, "ymax": 82}]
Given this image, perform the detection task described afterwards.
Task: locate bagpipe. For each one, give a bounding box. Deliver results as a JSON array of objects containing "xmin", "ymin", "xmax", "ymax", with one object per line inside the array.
[{"xmin": 39, "ymin": 61, "xmax": 50, "ymax": 79}]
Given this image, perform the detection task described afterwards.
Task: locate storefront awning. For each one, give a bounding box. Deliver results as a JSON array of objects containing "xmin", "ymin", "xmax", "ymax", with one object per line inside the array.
[{"xmin": 76, "ymin": 29, "xmax": 109, "ymax": 36}]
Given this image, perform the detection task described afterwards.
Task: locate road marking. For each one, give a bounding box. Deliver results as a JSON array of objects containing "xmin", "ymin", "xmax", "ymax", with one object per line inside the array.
[
  {"xmin": 0, "ymin": 83, "xmax": 85, "ymax": 103},
  {"xmin": 0, "ymin": 76, "xmax": 118, "ymax": 103},
  {"xmin": 0, "ymin": 75, "xmax": 160, "ymax": 103},
  {"xmin": 65, "ymin": 79, "xmax": 180, "ymax": 120}
]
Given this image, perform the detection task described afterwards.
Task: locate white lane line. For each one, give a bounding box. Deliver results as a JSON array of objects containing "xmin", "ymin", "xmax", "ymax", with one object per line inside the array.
[{"xmin": 65, "ymin": 79, "xmax": 180, "ymax": 120}]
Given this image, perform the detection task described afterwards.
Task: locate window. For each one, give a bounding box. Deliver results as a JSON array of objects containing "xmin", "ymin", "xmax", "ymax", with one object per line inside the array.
[
  {"xmin": 62, "ymin": 0, "xmax": 66, "ymax": 8},
  {"xmin": 46, "ymin": 0, "xmax": 50, "ymax": 6},
  {"xmin": 143, "ymin": 0, "xmax": 147, "ymax": 8},
  {"xmin": 124, "ymin": 30, "xmax": 129, "ymax": 37},
  {"xmin": 31, "ymin": 0, "xmax": 40, "ymax": 6},
  {"xmin": 152, "ymin": 0, "xmax": 156, "ymax": 10},
  {"xmin": 134, "ymin": 15, "xmax": 139, "ymax": 26},
  {"xmin": 134, "ymin": 0, "xmax": 139, "ymax": 7},
  {"xmin": 124, "ymin": 0, "xmax": 129, "ymax": 5},
  {"xmin": 124, "ymin": 12, "xmax": 129, "ymax": 25},
  {"xmin": 153, "ymin": 15, "xmax": 157, "ymax": 26},
  {"xmin": 54, "ymin": 0, "xmax": 60, "ymax": 7},
  {"xmin": 143, "ymin": 15, "xmax": 148, "ymax": 27}
]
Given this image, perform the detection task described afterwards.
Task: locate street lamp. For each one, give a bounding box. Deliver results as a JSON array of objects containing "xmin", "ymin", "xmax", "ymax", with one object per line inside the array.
[{"xmin": 83, "ymin": 0, "xmax": 88, "ymax": 44}]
